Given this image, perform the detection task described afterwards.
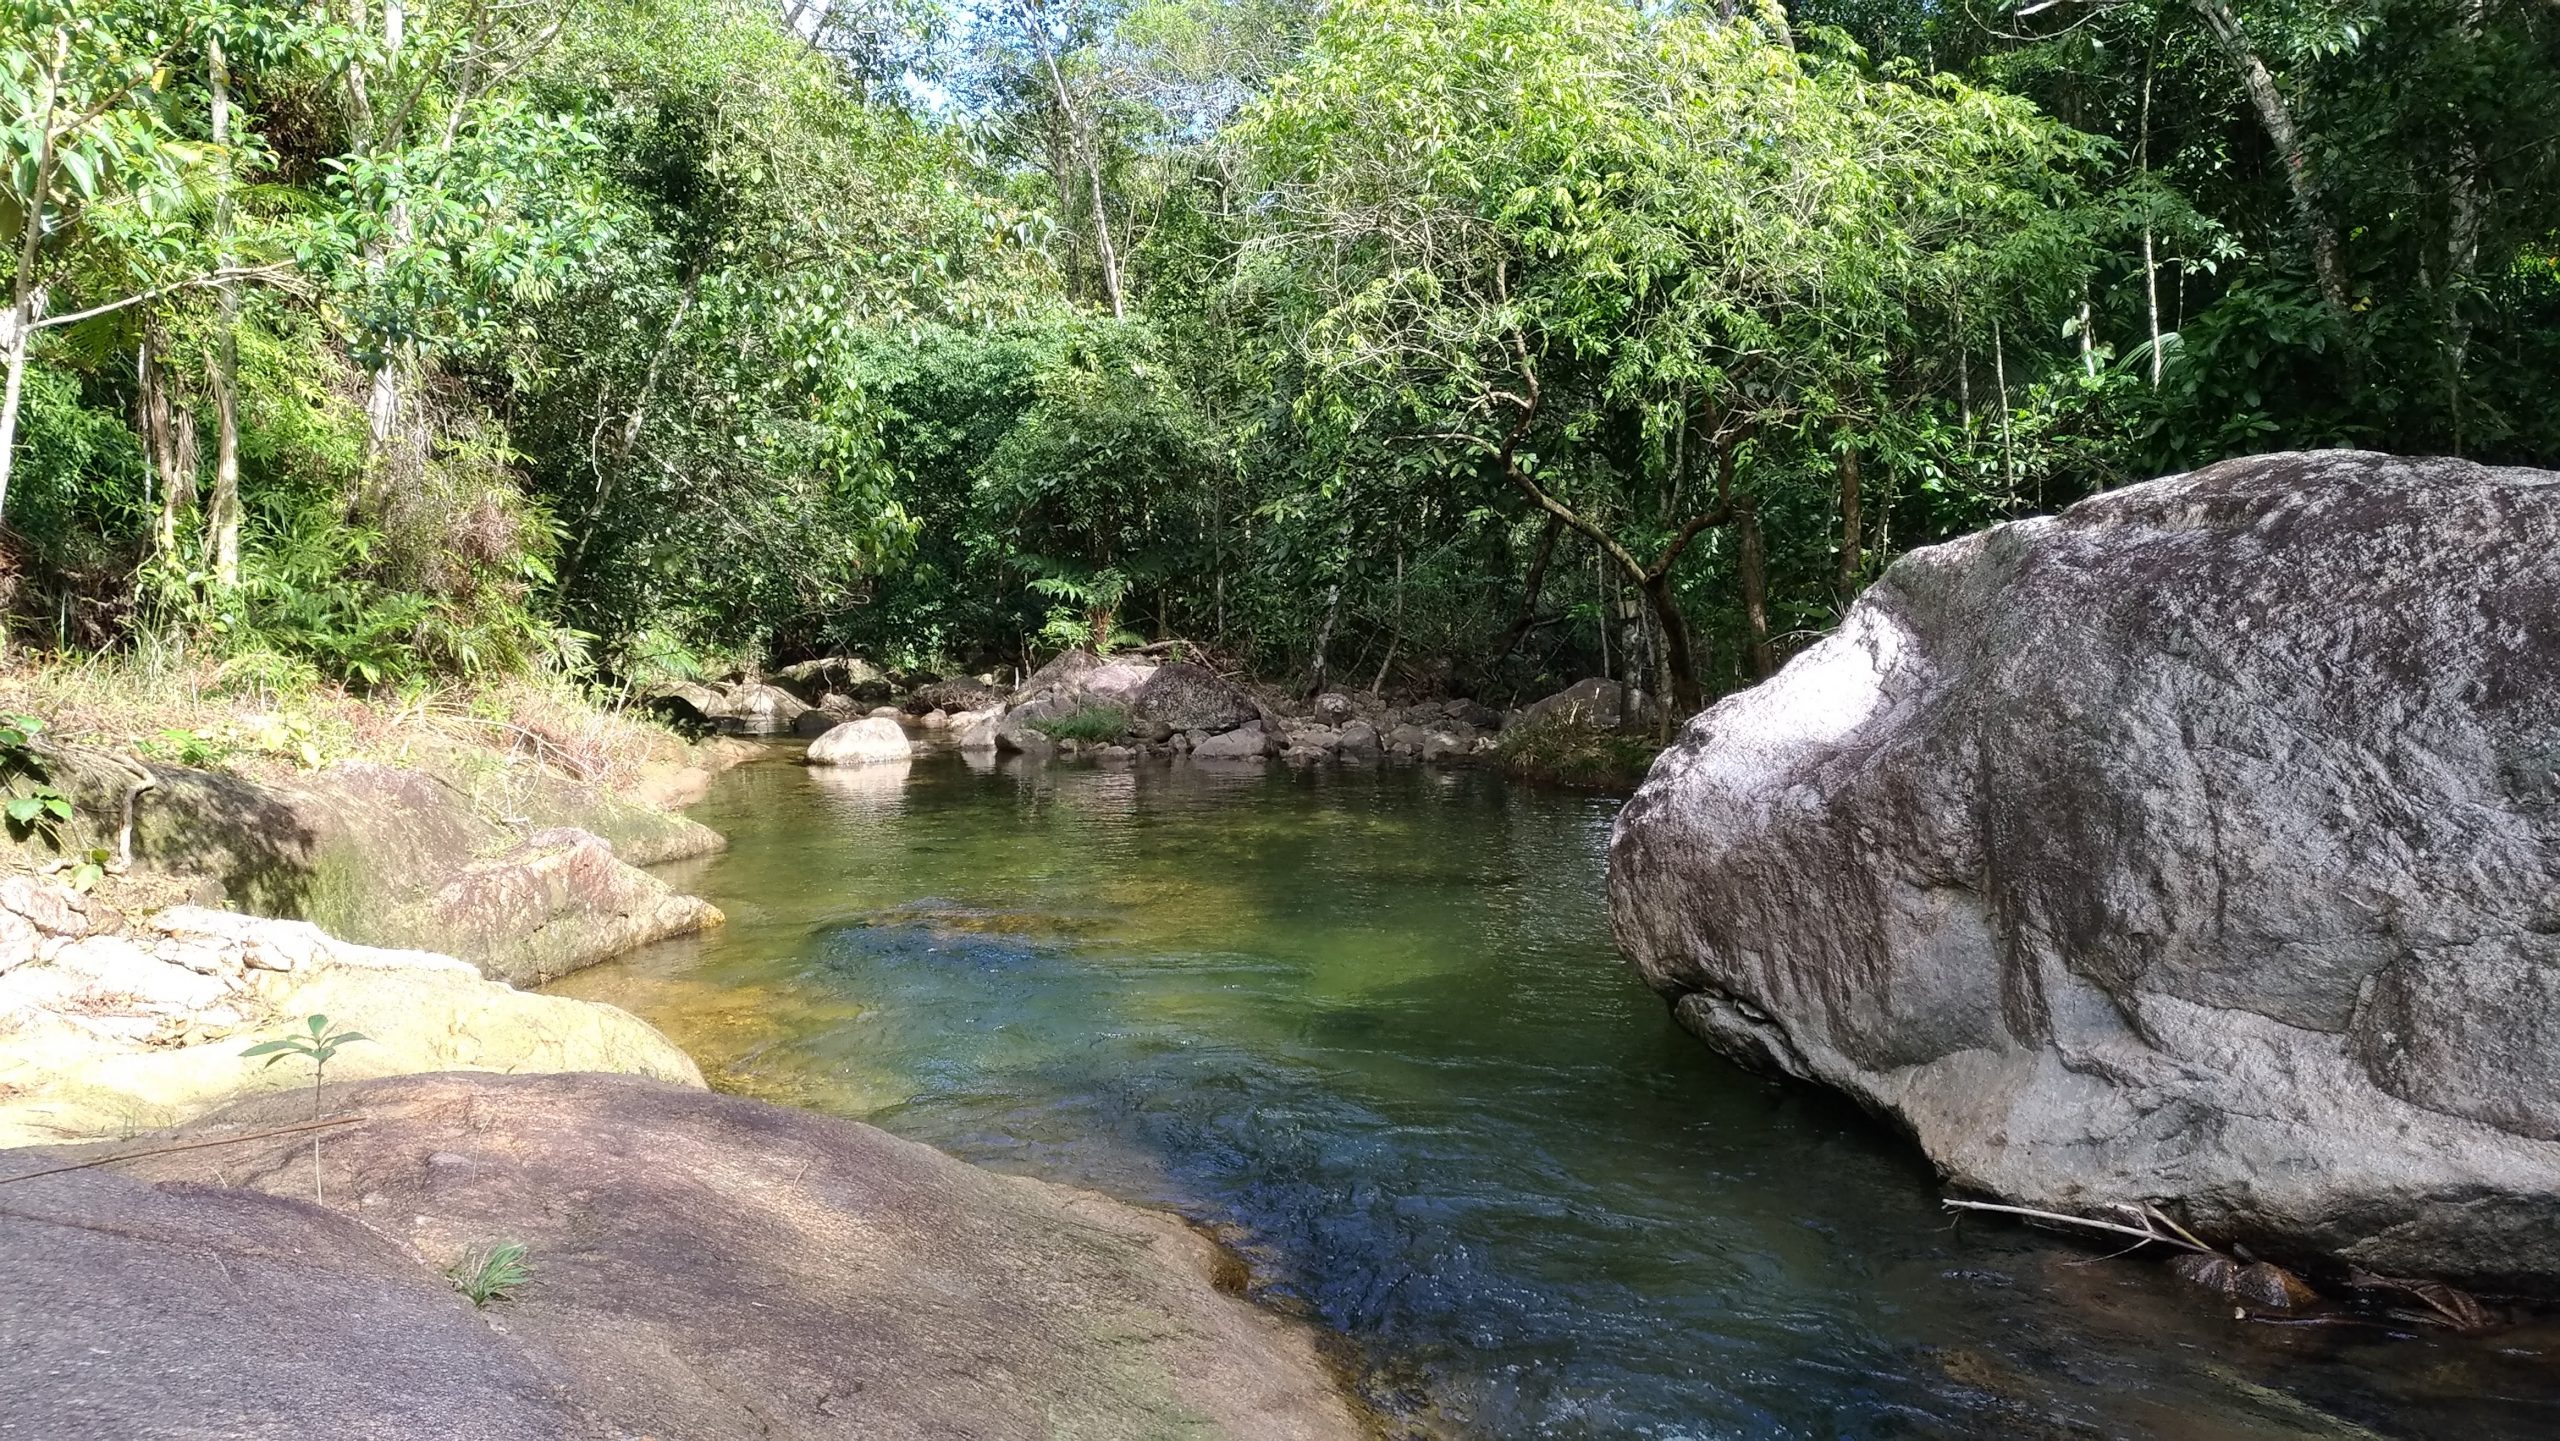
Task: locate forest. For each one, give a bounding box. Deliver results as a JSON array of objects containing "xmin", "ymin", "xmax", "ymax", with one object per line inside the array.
[{"xmin": 6, "ymin": 0, "xmax": 2557, "ymax": 711}]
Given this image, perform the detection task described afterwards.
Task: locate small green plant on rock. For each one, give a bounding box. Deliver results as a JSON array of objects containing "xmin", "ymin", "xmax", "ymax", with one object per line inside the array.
[
  {"xmin": 1031, "ymin": 705, "xmax": 1130, "ymax": 744},
  {"xmin": 0, "ymin": 715, "xmax": 73, "ymax": 844},
  {"xmin": 242, "ymin": 1013, "xmax": 367, "ymax": 1203},
  {"xmin": 450, "ymin": 1243, "xmax": 532, "ymax": 1308}
]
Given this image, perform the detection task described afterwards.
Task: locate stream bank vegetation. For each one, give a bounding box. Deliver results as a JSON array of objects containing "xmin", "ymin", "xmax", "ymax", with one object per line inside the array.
[{"xmin": 0, "ymin": 0, "xmax": 2549, "ymax": 755}]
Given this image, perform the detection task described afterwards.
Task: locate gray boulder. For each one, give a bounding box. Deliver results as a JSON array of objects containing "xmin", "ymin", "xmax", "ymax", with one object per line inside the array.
[
  {"xmin": 1132, "ymin": 661, "xmax": 1259, "ymax": 734},
  {"xmin": 807, "ymin": 717, "xmax": 915, "ymax": 767},
  {"xmin": 1515, "ymin": 677, "xmax": 1624, "ymax": 733},
  {"xmin": 1191, "ymin": 722, "xmax": 1274, "ymax": 761},
  {"xmin": 712, "ymin": 683, "xmax": 811, "ymax": 736},
  {"xmin": 1608, "ymin": 451, "xmax": 2560, "ymax": 1288},
  {"xmin": 1311, "ymin": 692, "xmax": 1358, "ymax": 726},
  {"xmin": 909, "ymin": 677, "xmax": 1007, "ymax": 715},
  {"xmin": 775, "ymin": 656, "xmax": 892, "ymax": 704},
  {"xmin": 1337, "ymin": 720, "xmax": 1383, "ymax": 760},
  {"xmin": 949, "ymin": 709, "xmax": 1002, "ymax": 752}
]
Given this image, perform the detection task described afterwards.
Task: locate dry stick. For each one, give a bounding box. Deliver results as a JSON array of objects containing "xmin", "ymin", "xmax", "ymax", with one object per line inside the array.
[
  {"xmin": 1941, "ymin": 1198, "xmax": 2216, "ymax": 1254},
  {"xmin": 0, "ymin": 1116, "xmax": 364, "ymax": 1188}
]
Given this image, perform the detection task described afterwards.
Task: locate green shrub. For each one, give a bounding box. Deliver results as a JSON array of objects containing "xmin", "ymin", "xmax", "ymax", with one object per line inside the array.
[
  {"xmin": 1030, "ymin": 704, "xmax": 1130, "ymax": 744},
  {"xmin": 1495, "ymin": 720, "xmax": 1661, "ymax": 791}
]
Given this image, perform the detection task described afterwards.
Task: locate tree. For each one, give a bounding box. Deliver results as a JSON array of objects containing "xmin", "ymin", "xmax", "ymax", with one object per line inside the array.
[{"xmin": 1240, "ymin": 0, "xmax": 2090, "ymax": 709}]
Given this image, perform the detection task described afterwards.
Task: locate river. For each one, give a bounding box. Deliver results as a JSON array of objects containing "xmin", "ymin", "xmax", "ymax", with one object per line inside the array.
[{"xmin": 552, "ymin": 748, "xmax": 2557, "ymax": 1439}]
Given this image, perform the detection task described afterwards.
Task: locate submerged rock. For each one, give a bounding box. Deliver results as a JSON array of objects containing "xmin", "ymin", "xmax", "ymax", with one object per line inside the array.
[
  {"xmin": 0, "ymin": 1072, "xmax": 1365, "ymax": 1441},
  {"xmin": 806, "ymin": 717, "xmax": 916, "ymax": 767},
  {"xmin": 1609, "ymin": 452, "xmax": 2560, "ymax": 1288}
]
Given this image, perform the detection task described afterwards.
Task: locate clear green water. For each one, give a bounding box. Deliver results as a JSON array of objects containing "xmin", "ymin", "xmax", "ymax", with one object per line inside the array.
[{"xmin": 556, "ymin": 750, "xmax": 2559, "ymax": 1440}]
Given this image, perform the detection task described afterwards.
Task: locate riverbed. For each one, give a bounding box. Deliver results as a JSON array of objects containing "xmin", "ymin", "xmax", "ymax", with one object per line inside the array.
[{"xmin": 553, "ymin": 749, "xmax": 2558, "ymax": 1439}]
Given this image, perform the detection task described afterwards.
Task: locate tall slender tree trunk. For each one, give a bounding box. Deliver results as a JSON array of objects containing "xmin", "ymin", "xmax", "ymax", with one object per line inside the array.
[
  {"xmin": 140, "ymin": 339, "xmax": 199, "ymax": 555},
  {"xmin": 2443, "ymin": 0, "xmax": 2488, "ymax": 453},
  {"xmin": 1737, "ymin": 502, "xmax": 1774, "ymax": 680},
  {"xmin": 1993, "ymin": 316, "xmax": 2016, "ymax": 508},
  {"xmin": 1018, "ymin": 0, "xmax": 1125, "ymax": 318},
  {"xmin": 207, "ymin": 33, "xmax": 243, "ymax": 586},
  {"xmin": 1834, "ymin": 436, "xmax": 1863, "ymax": 606},
  {"xmin": 1491, "ymin": 513, "xmax": 1563, "ymax": 666},
  {"xmin": 0, "ymin": 31, "xmax": 70, "ymax": 523},
  {"xmin": 2140, "ymin": 37, "xmax": 2165, "ymax": 389},
  {"xmin": 2192, "ymin": 0, "xmax": 2351, "ymax": 328},
  {"xmin": 1638, "ymin": 573, "xmax": 1701, "ymax": 716}
]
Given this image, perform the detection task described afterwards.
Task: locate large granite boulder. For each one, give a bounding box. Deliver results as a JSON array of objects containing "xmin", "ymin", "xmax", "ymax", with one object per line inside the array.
[
  {"xmin": 992, "ymin": 650, "xmax": 1161, "ymax": 754},
  {"xmin": 908, "ymin": 677, "xmax": 1008, "ymax": 715},
  {"xmin": 0, "ymin": 1073, "xmax": 1364, "ymax": 1440},
  {"xmin": 776, "ymin": 656, "xmax": 894, "ymax": 704},
  {"xmin": 28, "ymin": 754, "xmax": 723, "ymax": 984},
  {"xmin": 1131, "ymin": 661, "xmax": 1259, "ymax": 734},
  {"xmin": 1609, "ymin": 452, "xmax": 2560, "ymax": 1288}
]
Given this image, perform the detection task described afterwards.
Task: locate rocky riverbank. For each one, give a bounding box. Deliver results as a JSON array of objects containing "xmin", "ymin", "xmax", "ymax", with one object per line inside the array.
[
  {"xmin": 1609, "ymin": 451, "xmax": 2560, "ymax": 1294},
  {"xmin": 667, "ymin": 644, "xmax": 1665, "ymax": 784},
  {"xmin": 0, "ymin": 686, "xmax": 1379, "ymax": 1439},
  {"xmin": 3, "ymin": 1072, "xmax": 1367, "ymax": 1440}
]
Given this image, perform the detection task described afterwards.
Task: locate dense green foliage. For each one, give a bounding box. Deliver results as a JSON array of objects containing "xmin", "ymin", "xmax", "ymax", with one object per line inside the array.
[{"xmin": 6, "ymin": 0, "xmax": 2553, "ymax": 706}]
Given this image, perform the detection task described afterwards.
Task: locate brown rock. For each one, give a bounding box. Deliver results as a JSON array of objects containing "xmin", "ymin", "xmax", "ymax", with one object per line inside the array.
[{"xmin": 4, "ymin": 1073, "xmax": 1365, "ymax": 1441}]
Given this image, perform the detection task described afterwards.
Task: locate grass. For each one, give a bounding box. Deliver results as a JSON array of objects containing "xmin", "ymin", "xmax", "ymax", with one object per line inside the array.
[
  {"xmin": 1030, "ymin": 704, "xmax": 1130, "ymax": 744},
  {"xmin": 0, "ymin": 648, "xmax": 697, "ymax": 795},
  {"xmin": 1495, "ymin": 718, "xmax": 1663, "ymax": 791},
  {"xmin": 448, "ymin": 1242, "xmax": 533, "ymax": 1307}
]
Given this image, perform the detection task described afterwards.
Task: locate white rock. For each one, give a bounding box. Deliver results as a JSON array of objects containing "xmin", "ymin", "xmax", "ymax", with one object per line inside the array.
[{"xmin": 807, "ymin": 717, "xmax": 917, "ymax": 767}]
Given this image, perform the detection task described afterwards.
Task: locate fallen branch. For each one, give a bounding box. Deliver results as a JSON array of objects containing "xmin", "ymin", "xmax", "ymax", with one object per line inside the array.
[
  {"xmin": 1941, "ymin": 1197, "xmax": 2217, "ymax": 1254},
  {"xmin": 0, "ymin": 1115, "xmax": 364, "ymax": 1187}
]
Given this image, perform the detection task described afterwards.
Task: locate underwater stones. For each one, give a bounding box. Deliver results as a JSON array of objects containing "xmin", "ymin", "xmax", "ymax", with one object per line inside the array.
[{"xmin": 1609, "ymin": 451, "xmax": 2560, "ymax": 1288}]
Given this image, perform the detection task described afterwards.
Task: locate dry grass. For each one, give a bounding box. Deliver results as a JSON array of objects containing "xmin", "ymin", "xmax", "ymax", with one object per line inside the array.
[{"xmin": 0, "ymin": 648, "xmax": 694, "ymax": 797}]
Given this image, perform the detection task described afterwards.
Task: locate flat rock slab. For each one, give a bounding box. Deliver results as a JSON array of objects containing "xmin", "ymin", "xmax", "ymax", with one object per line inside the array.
[{"xmin": 0, "ymin": 1072, "xmax": 1363, "ymax": 1440}]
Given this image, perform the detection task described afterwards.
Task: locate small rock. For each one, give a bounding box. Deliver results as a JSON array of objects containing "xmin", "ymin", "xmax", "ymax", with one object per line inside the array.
[
  {"xmin": 0, "ymin": 909, "xmax": 37, "ymax": 975},
  {"xmin": 919, "ymin": 710, "xmax": 950, "ymax": 731},
  {"xmin": 1337, "ymin": 721, "xmax": 1383, "ymax": 759},
  {"xmin": 0, "ymin": 877, "xmax": 91, "ymax": 938},
  {"xmin": 1312, "ymin": 693, "xmax": 1357, "ymax": 726}
]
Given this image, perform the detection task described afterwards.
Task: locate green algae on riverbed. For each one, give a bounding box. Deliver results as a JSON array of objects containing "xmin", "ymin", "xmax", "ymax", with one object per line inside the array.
[{"xmin": 553, "ymin": 750, "xmax": 2560, "ymax": 1439}]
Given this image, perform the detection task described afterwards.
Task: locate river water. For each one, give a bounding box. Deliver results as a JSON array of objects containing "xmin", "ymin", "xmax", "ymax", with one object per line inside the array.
[{"xmin": 553, "ymin": 749, "xmax": 2558, "ymax": 1439}]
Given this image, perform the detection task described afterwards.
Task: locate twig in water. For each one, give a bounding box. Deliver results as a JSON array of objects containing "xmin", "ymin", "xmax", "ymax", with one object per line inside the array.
[{"xmin": 1941, "ymin": 1198, "xmax": 2216, "ymax": 1254}]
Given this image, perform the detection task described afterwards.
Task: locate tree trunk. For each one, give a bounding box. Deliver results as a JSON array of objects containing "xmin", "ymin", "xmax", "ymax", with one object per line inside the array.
[
  {"xmin": 1834, "ymin": 437, "xmax": 1863, "ymax": 606},
  {"xmin": 2140, "ymin": 38, "xmax": 2165, "ymax": 389},
  {"xmin": 1019, "ymin": 0, "xmax": 1124, "ymax": 319},
  {"xmin": 2192, "ymin": 0, "xmax": 2350, "ymax": 326},
  {"xmin": 139, "ymin": 341, "xmax": 200, "ymax": 555},
  {"xmin": 0, "ymin": 31, "xmax": 70, "ymax": 522},
  {"xmin": 2443, "ymin": 0, "xmax": 2487, "ymax": 452},
  {"xmin": 207, "ymin": 32, "xmax": 242, "ymax": 586},
  {"xmin": 1638, "ymin": 572, "xmax": 1702, "ymax": 716},
  {"xmin": 1737, "ymin": 502, "xmax": 1774, "ymax": 680},
  {"xmin": 1491, "ymin": 513, "xmax": 1564, "ymax": 666}
]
